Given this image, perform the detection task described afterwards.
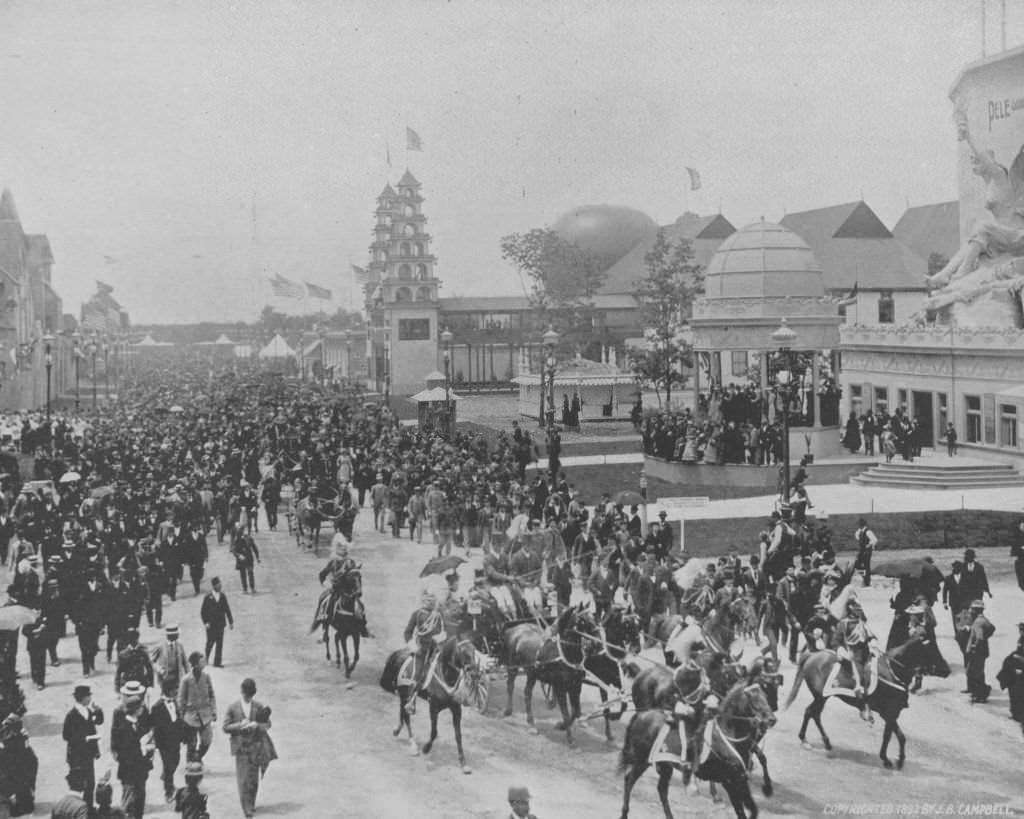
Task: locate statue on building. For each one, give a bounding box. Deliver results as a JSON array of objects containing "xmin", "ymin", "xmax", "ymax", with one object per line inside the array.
[{"xmin": 920, "ymin": 109, "xmax": 1024, "ymax": 325}]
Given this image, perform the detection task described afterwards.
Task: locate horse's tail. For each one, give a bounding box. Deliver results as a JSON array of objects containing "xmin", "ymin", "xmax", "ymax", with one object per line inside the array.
[{"xmin": 783, "ymin": 651, "xmax": 809, "ymax": 710}]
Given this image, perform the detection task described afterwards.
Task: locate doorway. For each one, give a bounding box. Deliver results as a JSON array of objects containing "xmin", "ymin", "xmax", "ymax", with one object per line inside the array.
[{"xmin": 912, "ymin": 391, "xmax": 934, "ymax": 445}]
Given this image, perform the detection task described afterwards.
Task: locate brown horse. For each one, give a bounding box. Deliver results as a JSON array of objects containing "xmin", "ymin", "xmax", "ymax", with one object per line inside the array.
[
  {"xmin": 294, "ymin": 496, "xmax": 343, "ymax": 552},
  {"xmin": 619, "ymin": 680, "xmax": 777, "ymax": 819},
  {"xmin": 583, "ymin": 607, "xmax": 642, "ymax": 742},
  {"xmin": 327, "ymin": 569, "xmax": 365, "ymax": 679},
  {"xmin": 379, "ymin": 635, "xmax": 477, "ymax": 773},
  {"xmin": 502, "ymin": 605, "xmax": 600, "ymax": 746},
  {"xmin": 783, "ymin": 633, "xmax": 944, "ymax": 770}
]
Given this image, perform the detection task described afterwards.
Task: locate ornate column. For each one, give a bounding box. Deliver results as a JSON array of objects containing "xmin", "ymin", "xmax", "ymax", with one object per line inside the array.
[{"xmin": 812, "ymin": 353, "xmax": 822, "ymax": 429}]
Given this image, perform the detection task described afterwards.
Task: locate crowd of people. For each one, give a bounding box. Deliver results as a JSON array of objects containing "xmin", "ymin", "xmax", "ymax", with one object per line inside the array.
[{"xmin": 0, "ymin": 356, "xmax": 1021, "ymax": 817}]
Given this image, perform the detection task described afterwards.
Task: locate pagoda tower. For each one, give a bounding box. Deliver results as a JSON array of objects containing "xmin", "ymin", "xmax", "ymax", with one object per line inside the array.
[{"xmin": 366, "ymin": 170, "xmax": 442, "ymax": 396}]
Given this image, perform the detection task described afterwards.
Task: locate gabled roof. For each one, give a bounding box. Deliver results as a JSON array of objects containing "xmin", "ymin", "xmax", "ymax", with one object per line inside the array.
[
  {"xmin": 780, "ymin": 201, "xmax": 925, "ymax": 290},
  {"xmin": 0, "ymin": 189, "xmax": 19, "ymax": 222},
  {"xmin": 378, "ymin": 184, "xmax": 397, "ymax": 200},
  {"xmin": 397, "ymin": 169, "xmax": 420, "ymax": 188},
  {"xmin": 892, "ymin": 201, "xmax": 960, "ymax": 263},
  {"xmin": 598, "ymin": 212, "xmax": 735, "ymax": 295}
]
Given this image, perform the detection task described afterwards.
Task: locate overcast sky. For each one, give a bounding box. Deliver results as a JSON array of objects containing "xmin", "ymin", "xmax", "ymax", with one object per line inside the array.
[{"xmin": 0, "ymin": 0, "xmax": 1009, "ymax": 323}]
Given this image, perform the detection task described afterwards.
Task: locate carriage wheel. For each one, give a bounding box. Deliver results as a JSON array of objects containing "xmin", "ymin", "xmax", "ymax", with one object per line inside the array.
[{"xmin": 469, "ymin": 671, "xmax": 490, "ymax": 714}]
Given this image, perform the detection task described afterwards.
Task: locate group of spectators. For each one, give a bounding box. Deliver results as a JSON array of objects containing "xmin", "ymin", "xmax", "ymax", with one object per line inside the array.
[
  {"xmin": 642, "ymin": 409, "xmax": 789, "ymax": 466},
  {"xmin": 841, "ymin": 407, "xmax": 929, "ymax": 462}
]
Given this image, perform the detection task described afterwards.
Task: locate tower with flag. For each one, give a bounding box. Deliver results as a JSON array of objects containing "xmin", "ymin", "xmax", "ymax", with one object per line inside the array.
[{"xmin": 364, "ymin": 166, "xmax": 442, "ymax": 395}]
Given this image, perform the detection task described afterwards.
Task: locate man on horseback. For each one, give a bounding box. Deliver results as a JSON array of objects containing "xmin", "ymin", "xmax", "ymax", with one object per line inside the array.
[
  {"xmin": 312, "ymin": 544, "xmax": 369, "ymax": 640},
  {"xmin": 402, "ymin": 590, "xmax": 446, "ymax": 714},
  {"xmin": 831, "ymin": 599, "xmax": 875, "ymax": 720}
]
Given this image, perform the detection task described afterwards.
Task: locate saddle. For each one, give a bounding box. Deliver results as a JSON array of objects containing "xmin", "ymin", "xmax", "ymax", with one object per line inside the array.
[{"xmin": 822, "ymin": 651, "xmax": 879, "ymax": 698}]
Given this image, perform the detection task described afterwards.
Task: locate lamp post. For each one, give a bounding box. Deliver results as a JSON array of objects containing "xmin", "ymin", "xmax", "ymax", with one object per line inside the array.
[
  {"xmin": 43, "ymin": 332, "xmax": 54, "ymax": 422},
  {"xmin": 441, "ymin": 327, "xmax": 454, "ymax": 437},
  {"xmin": 771, "ymin": 318, "xmax": 799, "ymax": 502},
  {"xmin": 343, "ymin": 329, "xmax": 352, "ymax": 388},
  {"xmin": 102, "ymin": 337, "xmax": 110, "ymax": 401},
  {"xmin": 542, "ymin": 325, "xmax": 559, "ymax": 429},
  {"xmin": 72, "ymin": 330, "xmax": 81, "ymax": 410},
  {"xmin": 316, "ymin": 324, "xmax": 327, "ymax": 385},
  {"xmin": 384, "ymin": 329, "xmax": 391, "ymax": 407},
  {"xmin": 87, "ymin": 334, "xmax": 99, "ymax": 411}
]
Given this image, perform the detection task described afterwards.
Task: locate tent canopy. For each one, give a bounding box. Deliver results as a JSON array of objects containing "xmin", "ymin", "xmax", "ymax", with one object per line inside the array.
[{"xmin": 259, "ymin": 334, "xmax": 296, "ymax": 359}]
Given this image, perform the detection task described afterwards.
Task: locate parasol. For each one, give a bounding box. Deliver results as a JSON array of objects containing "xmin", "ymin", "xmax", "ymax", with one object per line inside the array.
[
  {"xmin": 169, "ymin": 405, "xmax": 185, "ymax": 414},
  {"xmin": 90, "ymin": 486, "xmax": 114, "ymax": 500},
  {"xmin": 613, "ymin": 490, "xmax": 645, "ymax": 507},
  {"xmin": 0, "ymin": 605, "xmax": 39, "ymax": 631},
  {"xmin": 59, "ymin": 471, "xmax": 82, "ymax": 484},
  {"xmin": 419, "ymin": 555, "xmax": 466, "ymax": 578}
]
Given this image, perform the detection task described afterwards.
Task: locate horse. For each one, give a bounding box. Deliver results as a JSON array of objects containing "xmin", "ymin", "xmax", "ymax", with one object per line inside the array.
[
  {"xmin": 619, "ymin": 680, "xmax": 777, "ymax": 819},
  {"xmin": 379, "ymin": 635, "xmax": 478, "ymax": 773},
  {"xmin": 502, "ymin": 605, "xmax": 601, "ymax": 746},
  {"xmin": 294, "ymin": 496, "xmax": 341, "ymax": 552},
  {"xmin": 582, "ymin": 607, "xmax": 642, "ymax": 743},
  {"xmin": 326, "ymin": 569, "xmax": 365, "ymax": 679},
  {"xmin": 783, "ymin": 633, "xmax": 944, "ymax": 770}
]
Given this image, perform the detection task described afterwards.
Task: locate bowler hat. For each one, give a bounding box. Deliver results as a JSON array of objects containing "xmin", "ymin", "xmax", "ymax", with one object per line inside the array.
[
  {"xmin": 165, "ymin": 624, "xmax": 179, "ymax": 636},
  {"xmin": 184, "ymin": 761, "xmax": 204, "ymax": 779},
  {"xmin": 508, "ymin": 785, "xmax": 531, "ymax": 802},
  {"xmin": 970, "ymin": 599, "xmax": 985, "ymax": 610},
  {"xmin": 73, "ymin": 682, "xmax": 91, "ymax": 698},
  {"xmin": 241, "ymin": 677, "xmax": 257, "ymax": 694}
]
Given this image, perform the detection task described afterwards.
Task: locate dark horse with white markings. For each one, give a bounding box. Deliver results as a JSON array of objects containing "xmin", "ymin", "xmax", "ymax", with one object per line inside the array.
[
  {"xmin": 783, "ymin": 633, "xmax": 944, "ymax": 769},
  {"xmin": 583, "ymin": 607, "xmax": 642, "ymax": 743},
  {"xmin": 380, "ymin": 635, "xmax": 478, "ymax": 773},
  {"xmin": 326, "ymin": 568, "xmax": 365, "ymax": 678},
  {"xmin": 619, "ymin": 680, "xmax": 777, "ymax": 819},
  {"xmin": 503, "ymin": 605, "xmax": 601, "ymax": 746}
]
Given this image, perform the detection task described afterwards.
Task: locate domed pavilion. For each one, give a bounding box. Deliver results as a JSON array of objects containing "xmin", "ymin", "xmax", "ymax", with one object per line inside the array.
[{"xmin": 690, "ymin": 221, "xmax": 844, "ymax": 459}]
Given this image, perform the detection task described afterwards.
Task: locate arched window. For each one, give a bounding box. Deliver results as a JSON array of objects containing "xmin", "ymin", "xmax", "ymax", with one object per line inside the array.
[
  {"xmin": 395, "ymin": 287, "xmax": 412, "ymax": 302},
  {"xmin": 400, "ymin": 242, "xmax": 411, "ymax": 257},
  {"xmin": 414, "ymin": 243, "xmax": 424, "ymax": 256},
  {"xmin": 398, "ymin": 264, "xmax": 412, "ymax": 281},
  {"xmin": 404, "ymin": 204, "xmax": 415, "ymax": 217},
  {"xmin": 416, "ymin": 263, "xmax": 429, "ymax": 280},
  {"xmin": 402, "ymin": 224, "xmax": 415, "ymax": 237},
  {"xmin": 416, "ymin": 286, "xmax": 432, "ymax": 301}
]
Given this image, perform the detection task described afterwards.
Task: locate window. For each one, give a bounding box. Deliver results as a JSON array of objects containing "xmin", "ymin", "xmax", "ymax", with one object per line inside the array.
[
  {"xmin": 414, "ymin": 243, "xmax": 424, "ymax": 256},
  {"xmin": 416, "ymin": 263, "xmax": 428, "ymax": 280},
  {"xmin": 415, "ymin": 286, "xmax": 432, "ymax": 301},
  {"xmin": 730, "ymin": 351, "xmax": 748, "ymax": 378},
  {"xmin": 874, "ymin": 386, "xmax": 888, "ymax": 414},
  {"xmin": 400, "ymin": 242, "xmax": 411, "ymax": 257},
  {"xmin": 398, "ymin": 264, "xmax": 412, "ymax": 281},
  {"xmin": 1001, "ymin": 404, "xmax": 1018, "ymax": 448},
  {"xmin": 966, "ymin": 395, "xmax": 982, "ymax": 443},
  {"xmin": 398, "ymin": 318, "xmax": 430, "ymax": 340},
  {"xmin": 404, "ymin": 204, "xmax": 415, "ymax": 217},
  {"xmin": 878, "ymin": 290, "xmax": 895, "ymax": 324},
  {"xmin": 850, "ymin": 384, "xmax": 863, "ymax": 409},
  {"xmin": 937, "ymin": 392, "xmax": 948, "ymax": 437},
  {"xmin": 898, "ymin": 389, "xmax": 908, "ymax": 413},
  {"xmin": 394, "ymin": 287, "xmax": 412, "ymax": 302}
]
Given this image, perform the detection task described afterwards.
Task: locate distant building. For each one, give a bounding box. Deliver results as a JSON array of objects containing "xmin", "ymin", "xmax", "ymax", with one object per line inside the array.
[{"xmin": 781, "ymin": 201, "xmax": 928, "ymax": 326}]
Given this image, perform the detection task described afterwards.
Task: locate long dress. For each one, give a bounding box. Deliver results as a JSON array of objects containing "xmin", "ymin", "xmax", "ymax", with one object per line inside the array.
[
  {"xmin": 996, "ymin": 646, "xmax": 1024, "ymax": 724},
  {"xmin": 842, "ymin": 416, "xmax": 862, "ymax": 453}
]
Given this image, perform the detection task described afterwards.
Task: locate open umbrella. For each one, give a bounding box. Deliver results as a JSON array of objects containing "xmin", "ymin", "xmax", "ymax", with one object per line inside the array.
[
  {"xmin": 613, "ymin": 490, "xmax": 645, "ymax": 507},
  {"xmin": 0, "ymin": 605, "xmax": 39, "ymax": 631},
  {"xmin": 90, "ymin": 486, "xmax": 114, "ymax": 500},
  {"xmin": 419, "ymin": 555, "xmax": 466, "ymax": 578},
  {"xmin": 59, "ymin": 471, "xmax": 82, "ymax": 484},
  {"xmin": 169, "ymin": 405, "xmax": 185, "ymax": 414}
]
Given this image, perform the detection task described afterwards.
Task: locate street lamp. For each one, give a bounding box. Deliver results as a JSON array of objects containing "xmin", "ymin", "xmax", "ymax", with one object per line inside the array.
[
  {"xmin": 771, "ymin": 318, "xmax": 800, "ymax": 503},
  {"xmin": 72, "ymin": 330, "xmax": 81, "ymax": 410},
  {"xmin": 441, "ymin": 327, "xmax": 454, "ymax": 437},
  {"xmin": 343, "ymin": 329, "xmax": 352, "ymax": 387},
  {"xmin": 87, "ymin": 334, "xmax": 99, "ymax": 411},
  {"xmin": 384, "ymin": 328, "xmax": 391, "ymax": 407},
  {"xmin": 43, "ymin": 332, "xmax": 54, "ymax": 423},
  {"xmin": 102, "ymin": 337, "xmax": 110, "ymax": 401},
  {"xmin": 542, "ymin": 325, "xmax": 559, "ymax": 429}
]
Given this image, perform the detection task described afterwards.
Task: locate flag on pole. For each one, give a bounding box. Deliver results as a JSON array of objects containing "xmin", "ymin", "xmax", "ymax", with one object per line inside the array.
[
  {"xmin": 386, "ymin": 143, "xmax": 392, "ymax": 168},
  {"xmin": 837, "ymin": 281, "xmax": 859, "ymax": 307},
  {"xmin": 351, "ymin": 265, "xmax": 371, "ymax": 286},
  {"xmin": 268, "ymin": 273, "xmax": 304, "ymax": 299},
  {"xmin": 406, "ymin": 126, "xmax": 423, "ymax": 152},
  {"xmin": 685, "ymin": 167, "xmax": 702, "ymax": 191},
  {"xmin": 305, "ymin": 282, "xmax": 333, "ymax": 300}
]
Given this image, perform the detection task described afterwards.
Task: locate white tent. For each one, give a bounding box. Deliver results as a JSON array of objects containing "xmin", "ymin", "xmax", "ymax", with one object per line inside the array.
[
  {"xmin": 259, "ymin": 334, "xmax": 296, "ymax": 359},
  {"xmin": 133, "ymin": 334, "xmax": 174, "ymax": 347}
]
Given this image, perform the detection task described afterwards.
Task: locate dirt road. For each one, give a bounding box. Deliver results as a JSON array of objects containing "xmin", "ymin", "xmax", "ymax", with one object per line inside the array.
[{"xmin": 17, "ymin": 511, "xmax": 1024, "ymax": 818}]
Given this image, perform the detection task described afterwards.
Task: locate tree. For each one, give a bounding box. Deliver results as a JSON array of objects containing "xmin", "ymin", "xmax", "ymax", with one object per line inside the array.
[
  {"xmin": 631, "ymin": 229, "xmax": 704, "ymax": 408},
  {"xmin": 499, "ymin": 228, "xmax": 605, "ymax": 351}
]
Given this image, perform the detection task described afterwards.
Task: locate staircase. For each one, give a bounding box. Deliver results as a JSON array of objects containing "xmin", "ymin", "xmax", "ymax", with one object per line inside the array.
[{"xmin": 850, "ymin": 456, "xmax": 1024, "ymax": 490}]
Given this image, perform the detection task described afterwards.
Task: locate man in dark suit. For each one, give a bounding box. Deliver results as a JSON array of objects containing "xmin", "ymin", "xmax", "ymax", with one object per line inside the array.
[
  {"xmin": 110, "ymin": 680, "xmax": 154, "ymax": 819},
  {"xmin": 150, "ymin": 678, "xmax": 188, "ymax": 802},
  {"xmin": 104, "ymin": 568, "xmax": 133, "ymax": 664},
  {"xmin": 73, "ymin": 568, "xmax": 106, "ymax": 677},
  {"xmin": 200, "ymin": 576, "xmax": 234, "ymax": 667},
  {"xmin": 961, "ymin": 549, "xmax": 992, "ymax": 604},
  {"xmin": 223, "ymin": 678, "xmax": 275, "ymax": 819},
  {"xmin": 61, "ymin": 682, "xmax": 104, "ymax": 809},
  {"xmin": 943, "ymin": 560, "xmax": 969, "ymax": 637}
]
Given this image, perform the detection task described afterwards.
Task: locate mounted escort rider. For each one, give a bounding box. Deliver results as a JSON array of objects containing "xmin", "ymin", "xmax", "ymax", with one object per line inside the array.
[
  {"xmin": 311, "ymin": 543, "xmax": 369, "ymax": 640},
  {"xmin": 830, "ymin": 597, "xmax": 876, "ymax": 720},
  {"xmin": 402, "ymin": 590, "xmax": 446, "ymax": 714}
]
